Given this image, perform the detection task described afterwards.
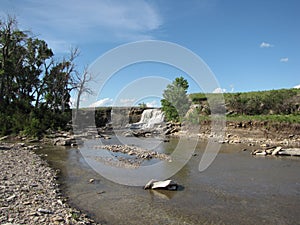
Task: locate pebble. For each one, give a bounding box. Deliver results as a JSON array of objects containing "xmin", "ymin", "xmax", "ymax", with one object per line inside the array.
[
  {"xmin": 0, "ymin": 143, "xmax": 100, "ymax": 224},
  {"xmin": 6, "ymin": 194, "xmax": 16, "ymax": 201},
  {"xmin": 38, "ymin": 208, "xmax": 53, "ymax": 214},
  {"xmin": 89, "ymin": 178, "xmax": 95, "ymax": 183}
]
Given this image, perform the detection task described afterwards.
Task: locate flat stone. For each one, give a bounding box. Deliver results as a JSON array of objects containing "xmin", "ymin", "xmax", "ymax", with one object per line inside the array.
[
  {"xmin": 6, "ymin": 194, "xmax": 16, "ymax": 201},
  {"xmin": 37, "ymin": 208, "xmax": 53, "ymax": 214},
  {"xmin": 271, "ymin": 146, "xmax": 282, "ymax": 155},
  {"xmin": 144, "ymin": 179, "xmax": 178, "ymax": 190},
  {"xmin": 278, "ymin": 148, "xmax": 300, "ymax": 156}
]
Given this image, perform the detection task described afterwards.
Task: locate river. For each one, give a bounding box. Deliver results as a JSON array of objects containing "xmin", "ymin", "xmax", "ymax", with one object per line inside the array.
[{"xmin": 37, "ymin": 136, "xmax": 300, "ymax": 225}]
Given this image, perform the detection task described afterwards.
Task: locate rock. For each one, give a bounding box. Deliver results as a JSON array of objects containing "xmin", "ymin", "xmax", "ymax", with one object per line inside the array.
[
  {"xmin": 0, "ymin": 145, "xmax": 11, "ymax": 150},
  {"xmin": 23, "ymin": 201, "xmax": 32, "ymax": 205},
  {"xmin": 27, "ymin": 212, "xmax": 38, "ymax": 216},
  {"xmin": 52, "ymin": 216, "xmax": 64, "ymax": 222},
  {"xmin": 6, "ymin": 194, "xmax": 16, "ymax": 201},
  {"xmin": 57, "ymin": 199, "xmax": 64, "ymax": 205},
  {"xmin": 18, "ymin": 142, "xmax": 26, "ymax": 147},
  {"xmin": 251, "ymin": 149, "xmax": 267, "ymax": 156},
  {"xmin": 89, "ymin": 178, "xmax": 95, "ymax": 183},
  {"xmin": 144, "ymin": 179, "xmax": 178, "ymax": 190},
  {"xmin": 164, "ymin": 128, "xmax": 172, "ymax": 135},
  {"xmin": 27, "ymin": 138, "xmax": 39, "ymax": 143},
  {"xmin": 255, "ymin": 151, "xmax": 267, "ymax": 156},
  {"xmin": 277, "ymin": 148, "xmax": 300, "ymax": 156},
  {"xmin": 0, "ymin": 135, "xmax": 9, "ymax": 141},
  {"xmin": 124, "ymin": 132, "xmax": 133, "ymax": 137},
  {"xmin": 145, "ymin": 133, "xmax": 152, "ymax": 137},
  {"xmin": 128, "ymin": 150, "xmax": 135, "ymax": 155},
  {"xmin": 260, "ymin": 143, "xmax": 270, "ymax": 148},
  {"xmin": 37, "ymin": 208, "xmax": 53, "ymax": 214},
  {"xmin": 103, "ymin": 135, "xmax": 111, "ymax": 139},
  {"xmin": 271, "ymin": 146, "xmax": 282, "ymax": 155},
  {"xmin": 233, "ymin": 139, "xmax": 241, "ymax": 144},
  {"xmin": 265, "ymin": 149, "xmax": 273, "ymax": 154}
]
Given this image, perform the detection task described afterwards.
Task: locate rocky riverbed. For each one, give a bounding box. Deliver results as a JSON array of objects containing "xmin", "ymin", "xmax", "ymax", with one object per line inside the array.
[
  {"xmin": 0, "ymin": 142, "xmax": 99, "ymax": 225},
  {"xmin": 90, "ymin": 144, "xmax": 172, "ymax": 169}
]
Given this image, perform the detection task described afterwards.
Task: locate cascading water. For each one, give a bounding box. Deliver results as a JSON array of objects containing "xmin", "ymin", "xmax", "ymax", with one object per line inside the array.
[{"xmin": 130, "ymin": 109, "xmax": 165, "ymax": 129}]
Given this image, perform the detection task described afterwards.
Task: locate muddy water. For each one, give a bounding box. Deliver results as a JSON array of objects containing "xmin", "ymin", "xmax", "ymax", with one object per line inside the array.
[{"xmin": 38, "ymin": 137, "xmax": 300, "ymax": 225}]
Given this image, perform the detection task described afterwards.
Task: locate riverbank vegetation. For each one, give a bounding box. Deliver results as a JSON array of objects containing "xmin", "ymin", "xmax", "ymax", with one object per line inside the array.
[
  {"xmin": 188, "ymin": 88, "xmax": 300, "ymax": 124},
  {"xmin": 0, "ymin": 16, "xmax": 82, "ymax": 137},
  {"xmin": 161, "ymin": 77, "xmax": 191, "ymax": 122}
]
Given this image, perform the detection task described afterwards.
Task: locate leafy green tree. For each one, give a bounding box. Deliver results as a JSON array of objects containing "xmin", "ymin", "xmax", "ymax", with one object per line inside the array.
[
  {"xmin": 0, "ymin": 15, "xmax": 79, "ymax": 136},
  {"xmin": 138, "ymin": 102, "xmax": 147, "ymax": 108},
  {"xmin": 161, "ymin": 77, "xmax": 191, "ymax": 122}
]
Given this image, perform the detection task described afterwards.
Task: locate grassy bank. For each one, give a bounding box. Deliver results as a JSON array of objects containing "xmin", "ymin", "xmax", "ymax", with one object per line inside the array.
[
  {"xmin": 226, "ymin": 114, "xmax": 300, "ymax": 124},
  {"xmin": 188, "ymin": 88, "xmax": 300, "ymax": 125}
]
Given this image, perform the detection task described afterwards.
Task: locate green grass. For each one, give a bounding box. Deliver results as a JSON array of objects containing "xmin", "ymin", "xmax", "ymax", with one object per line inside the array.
[
  {"xmin": 226, "ymin": 114, "xmax": 300, "ymax": 123},
  {"xmin": 194, "ymin": 114, "xmax": 300, "ymax": 124}
]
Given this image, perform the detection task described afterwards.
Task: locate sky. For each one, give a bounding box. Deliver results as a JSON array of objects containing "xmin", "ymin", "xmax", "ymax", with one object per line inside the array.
[{"xmin": 1, "ymin": 0, "xmax": 299, "ymax": 107}]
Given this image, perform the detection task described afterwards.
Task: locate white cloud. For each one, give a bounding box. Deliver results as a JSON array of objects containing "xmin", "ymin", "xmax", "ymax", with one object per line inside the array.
[
  {"xmin": 213, "ymin": 88, "xmax": 226, "ymax": 93},
  {"xmin": 46, "ymin": 40, "xmax": 71, "ymax": 54},
  {"xmin": 260, "ymin": 42, "xmax": 274, "ymax": 48},
  {"xmin": 146, "ymin": 100, "xmax": 159, "ymax": 108},
  {"xmin": 294, "ymin": 84, "xmax": 300, "ymax": 89},
  {"xmin": 280, "ymin": 57, "xmax": 289, "ymax": 62},
  {"xmin": 89, "ymin": 98, "xmax": 113, "ymax": 107},
  {"xmin": 119, "ymin": 98, "xmax": 136, "ymax": 106},
  {"xmin": 1, "ymin": 0, "xmax": 163, "ymax": 53}
]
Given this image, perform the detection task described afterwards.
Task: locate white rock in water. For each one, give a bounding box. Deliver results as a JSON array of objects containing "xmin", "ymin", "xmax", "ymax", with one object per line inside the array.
[
  {"xmin": 255, "ymin": 151, "xmax": 267, "ymax": 156},
  {"xmin": 89, "ymin": 178, "xmax": 95, "ymax": 183},
  {"xmin": 144, "ymin": 179, "xmax": 178, "ymax": 190},
  {"xmin": 271, "ymin": 146, "xmax": 282, "ymax": 155},
  {"xmin": 278, "ymin": 148, "xmax": 300, "ymax": 156}
]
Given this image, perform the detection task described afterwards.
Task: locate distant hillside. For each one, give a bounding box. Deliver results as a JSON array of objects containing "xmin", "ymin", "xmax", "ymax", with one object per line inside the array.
[{"xmin": 189, "ymin": 88, "xmax": 300, "ymax": 116}]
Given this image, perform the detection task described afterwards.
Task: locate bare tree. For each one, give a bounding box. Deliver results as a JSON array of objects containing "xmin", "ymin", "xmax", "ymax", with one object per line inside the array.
[{"xmin": 73, "ymin": 67, "xmax": 94, "ymax": 118}]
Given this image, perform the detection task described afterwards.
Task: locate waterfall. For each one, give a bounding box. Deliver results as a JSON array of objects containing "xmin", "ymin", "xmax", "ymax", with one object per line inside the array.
[{"xmin": 130, "ymin": 109, "xmax": 165, "ymax": 129}]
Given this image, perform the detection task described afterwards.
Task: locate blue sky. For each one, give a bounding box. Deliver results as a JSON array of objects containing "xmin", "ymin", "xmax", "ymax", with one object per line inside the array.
[{"xmin": 1, "ymin": 0, "xmax": 299, "ymax": 107}]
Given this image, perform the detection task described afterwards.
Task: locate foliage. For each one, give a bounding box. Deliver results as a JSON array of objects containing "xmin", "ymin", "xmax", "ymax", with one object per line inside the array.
[
  {"xmin": 138, "ymin": 102, "xmax": 147, "ymax": 108},
  {"xmin": 161, "ymin": 77, "xmax": 191, "ymax": 122},
  {"xmin": 0, "ymin": 15, "xmax": 79, "ymax": 137},
  {"xmin": 227, "ymin": 114, "xmax": 300, "ymax": 124},
  {"xmin": 190, "ymin": 88, "xmax": 300, "ymax": 116}
]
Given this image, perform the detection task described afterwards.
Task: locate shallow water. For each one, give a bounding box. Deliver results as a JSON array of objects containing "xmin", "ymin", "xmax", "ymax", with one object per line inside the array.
[{"xmin": 38, "ymin": 136, "xmax": 300, "ymax": 225}]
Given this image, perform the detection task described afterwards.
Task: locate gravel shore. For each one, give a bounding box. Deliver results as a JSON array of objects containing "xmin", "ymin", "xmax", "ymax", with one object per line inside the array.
[{"xmin": 0, "ymin": 143, "xmax": 99, "ymax": 225}]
